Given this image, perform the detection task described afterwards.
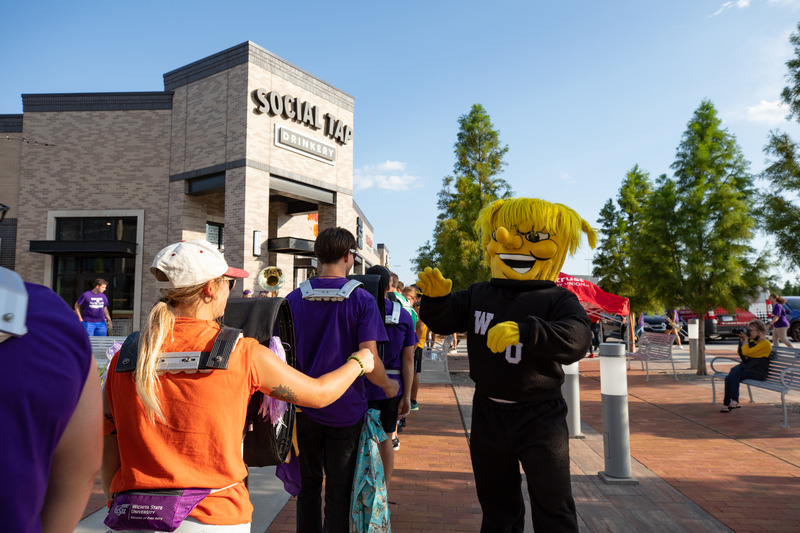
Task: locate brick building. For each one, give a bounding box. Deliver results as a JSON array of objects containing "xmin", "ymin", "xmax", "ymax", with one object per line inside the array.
[{"xmin": 0, "ymin": 42, "xmax": 391, "ymax": 334}]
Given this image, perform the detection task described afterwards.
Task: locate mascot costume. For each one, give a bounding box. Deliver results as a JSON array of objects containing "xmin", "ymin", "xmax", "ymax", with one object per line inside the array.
[{"xmin": 418, "ymin": 197, "xmax": 596, "ymax": 533}]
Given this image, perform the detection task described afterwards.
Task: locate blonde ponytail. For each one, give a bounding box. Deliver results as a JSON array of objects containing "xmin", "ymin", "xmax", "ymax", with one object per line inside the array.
[{"xmin": 135, "ymin": 280, "xmax": 215, "ymax": 423}]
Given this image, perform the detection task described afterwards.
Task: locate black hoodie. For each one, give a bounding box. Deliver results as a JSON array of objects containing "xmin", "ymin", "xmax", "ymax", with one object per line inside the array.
[{"xmin": 421, "ymin": 278, "xmax": 591, "ymax": 402}]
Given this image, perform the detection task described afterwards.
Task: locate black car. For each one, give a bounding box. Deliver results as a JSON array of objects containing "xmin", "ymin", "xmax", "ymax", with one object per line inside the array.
[
  {"xmin": 641, "ymin": 314, "xmax": 688, "ymax": 340},
  {"xmin": 598, "ymin": 314, "xmax": 626, "ymax": 341}
]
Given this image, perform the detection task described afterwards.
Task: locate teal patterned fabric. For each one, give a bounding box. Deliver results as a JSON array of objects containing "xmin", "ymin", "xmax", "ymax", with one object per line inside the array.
[{"xmin": 350, "ymin": 408, "xmax": 391, "ymax": 532}]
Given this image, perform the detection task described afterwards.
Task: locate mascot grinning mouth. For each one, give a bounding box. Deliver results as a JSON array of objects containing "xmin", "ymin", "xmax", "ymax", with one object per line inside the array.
[{"xmin": 499, "ymin": 253, "xmax": 537, "ymax": 274}]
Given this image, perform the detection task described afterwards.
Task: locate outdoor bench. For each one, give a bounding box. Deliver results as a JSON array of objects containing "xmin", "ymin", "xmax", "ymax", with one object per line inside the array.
[
  {"xmin": 422, "ymin": 334, "xmax": 454, "ymax": 373},
  {"xmin": 710, "ymin": 346, "xmax": 800, "ymax": 428},
  {"xmin": 89, "ymin": 335, "xmax": 128, "ymax": 359},
  {"xmin": 625, "ymin": 332, "xmax": 677, "ymax": 382}
]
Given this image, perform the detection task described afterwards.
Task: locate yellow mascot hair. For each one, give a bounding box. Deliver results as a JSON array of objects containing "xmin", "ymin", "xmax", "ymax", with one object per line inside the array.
[{"xmin": 475, "ymin": 198, "xmax": 597, "ymax": 279}]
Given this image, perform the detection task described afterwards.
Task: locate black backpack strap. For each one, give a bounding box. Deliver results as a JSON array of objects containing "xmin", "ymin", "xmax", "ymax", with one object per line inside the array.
[
  {"xmin": 115, "ymin": 328, "xmax": 242, "ymax": 373},
  {"xmin": 204, "ymin": 327, "xmax": 243, "ymax": 369},
  {"xmin": 115, "ymin": 331, "xmax": 141, "ymax": 372}
]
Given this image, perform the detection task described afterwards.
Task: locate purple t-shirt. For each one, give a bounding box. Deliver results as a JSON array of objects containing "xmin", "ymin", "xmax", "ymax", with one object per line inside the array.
[
  {"xmin": 366, "ymin": 298, "xmax": 418, "ymax": 401},
  {"xmin": 773, "ymin": 303, "xmax": 790, "ymax": 328},
  {"xmin": 286, "ymin": 277, "xmax": 388, "ymax": 426},
  {"xmin": 76, "ymin": 289, "xmax": 109, "ymax": 323},
  {"xmin": 0, "ymin": 283, "xmax": 92, "ymax": 533}
]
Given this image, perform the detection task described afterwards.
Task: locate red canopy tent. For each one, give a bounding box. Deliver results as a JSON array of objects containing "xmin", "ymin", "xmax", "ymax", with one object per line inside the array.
[{"xmin": 556, "ymin": 272, "xmax": 629, "ymax": 322}]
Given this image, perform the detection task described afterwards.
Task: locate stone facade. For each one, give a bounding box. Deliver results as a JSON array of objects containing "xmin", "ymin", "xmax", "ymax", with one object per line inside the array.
[{"xmin": 2, "ymin": 42, "xmax": 385, "ymax": 330}]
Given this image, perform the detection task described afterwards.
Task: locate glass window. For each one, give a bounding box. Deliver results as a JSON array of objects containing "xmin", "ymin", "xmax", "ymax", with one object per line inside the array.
[
  {"xmin": 206, "ymin": 222, "xmax": 224, "ymax": 251},
  {"xmin": 56, "ymin": 219, "xmax": 81, "ymax": 240},
  {"xmin": 83, "ymin": 218, "xmax": 115, "ymax": 241},
  {"xmin": 55, "ymin": 217, "xmax": 137, "ymax": 242},
  {"xmin": 52, "ymin": 216, "xmax": 138, "ymax": 316},
  {"xmin": 120, "ymin": 218, "xmax": 137, "ymax": 242}
]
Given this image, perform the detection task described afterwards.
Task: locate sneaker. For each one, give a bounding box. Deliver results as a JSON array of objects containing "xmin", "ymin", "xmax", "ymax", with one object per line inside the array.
[
  {"xmin": 397, "ymin": 418, "xmax": 406, "ymax": 433},
  {"xmin": 392, "ymin": 437, "xmax": 400, "ymax": 451},
  {"xmin": 410, "ymin": 400, "xmax": 419, "ymax": 411}
]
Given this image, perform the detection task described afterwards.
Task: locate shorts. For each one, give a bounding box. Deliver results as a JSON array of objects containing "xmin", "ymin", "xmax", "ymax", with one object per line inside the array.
[
  {"xmin": 414, "ymin": 346, "xmax": 423, "ymax": 374},
  {"xmin": 368, "ymin": 396, "xmax": 402, "ymax": 433},
  {"xmin": 83, "ymin": 321, "xmax": 108, "ymax": 336}
]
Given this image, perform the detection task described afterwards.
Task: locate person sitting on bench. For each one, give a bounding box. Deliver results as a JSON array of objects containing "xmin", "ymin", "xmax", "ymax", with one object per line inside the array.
[{"xmin": 720, "ymin": 319, "xmax": 772, "ymax": 413}]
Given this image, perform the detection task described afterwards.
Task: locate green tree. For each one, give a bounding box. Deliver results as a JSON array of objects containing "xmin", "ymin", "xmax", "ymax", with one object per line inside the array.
[
  {"xmin": 780, "ymin": 22, "xmax": 800, "ymax": 121},
  {"xmin": 761, "ymin": 22, "xmax": 800, "ymax": 278},
  {"xmin": 762, "ymin": 131, "xmax": 800, "ymax": 270},
  {"xmin": 410, "ymin": 239, "xmax": 439, "ymax": 274},
  {"xmin": 771, "ymin": 278, "xmax": 800, "ymax": 295},
  {"xmin": 414, "ymin": 104, "xmax": 512, "ymax": 290},
  {"xmin": 592, "ymin": 199, "xmax": 625, "ymax": 289},
  {"xmin": 635, "ymin": 100, "xmax": 769, "ymax": 374},
  {"xmin": 593, "ymin": 165, "xmax": 659, "ymax": 316}
]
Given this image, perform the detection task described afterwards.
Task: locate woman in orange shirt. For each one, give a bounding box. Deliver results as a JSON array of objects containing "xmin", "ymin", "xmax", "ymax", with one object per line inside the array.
[{"xmin": 102, "ymin": 240, "xmax": 382, "ymax": 531}]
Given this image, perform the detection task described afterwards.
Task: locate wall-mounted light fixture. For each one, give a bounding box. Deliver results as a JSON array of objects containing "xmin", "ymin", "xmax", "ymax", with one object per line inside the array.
[{"xmin": 253, "ymin": 230, "xmax": 261, "ymax": 257}]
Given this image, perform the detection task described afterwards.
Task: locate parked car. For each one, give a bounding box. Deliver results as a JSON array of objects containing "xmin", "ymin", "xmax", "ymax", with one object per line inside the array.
[
  {"xmin": 677, "ymin": 309, "xmax": 719, "ymax": 341},
  {"xmin": 642, "ymin": 314, "xmax": 688, "ymax": 340},
  {"xmin": 708, "ymin": 307, "xmax": 760, "ymax": 339},
  {"xmin": 781, "ymin": 296, "xmax": 800, "ymax": 342},
  {"xmin": 599, "ymin": 314, "xmax": 626, "ymax": 342},
  {"xmin": 600, "ymin": 313, "xmax": 688, "ymax": 342}
]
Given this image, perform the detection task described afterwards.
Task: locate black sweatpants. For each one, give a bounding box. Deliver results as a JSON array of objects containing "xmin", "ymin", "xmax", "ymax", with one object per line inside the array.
[
  {"xmin": 295, "ymin": 411, "xmax": 363, "ymax": 533},
  {"xmin": 470, "ymin": 392, "xmax": 578, "ymax": 533}
]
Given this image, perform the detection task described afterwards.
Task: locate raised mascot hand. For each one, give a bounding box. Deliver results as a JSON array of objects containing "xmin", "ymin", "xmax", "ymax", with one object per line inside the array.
[
  {"xmin": 416, "ymin": 267, "xmax": 453, "ymax": 298},
  {"xmin": 486, "ymin": 321, "xmax": 520, "ymax": 353}
]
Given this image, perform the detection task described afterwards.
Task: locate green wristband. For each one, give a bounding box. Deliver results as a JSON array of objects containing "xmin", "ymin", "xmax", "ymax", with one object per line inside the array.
[{"xmin": 347, "ymin": 354, "xmax": 365, "ymax": 376}]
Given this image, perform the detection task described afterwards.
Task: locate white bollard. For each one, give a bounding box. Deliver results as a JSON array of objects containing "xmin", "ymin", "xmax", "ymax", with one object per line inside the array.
[
  {"xmin": 561, "ymin": 361, "xmax": 584, "ymax": 438},
  {"xmin": 688, "ymin": 318, "xmax": 699, "ymax": 369},
  {"xmin": 598, "ymin": 343, "xmax": 638, "ymax": 485}
]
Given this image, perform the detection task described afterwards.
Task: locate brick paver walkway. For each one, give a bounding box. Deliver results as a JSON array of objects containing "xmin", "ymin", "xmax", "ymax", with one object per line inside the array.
[
  {"xmin": 578, "ymin": 360, "xmax": 800, "ymax": 533},
  {"xmin": 265, "ymin": 383, "xmax": 482, "ymax": 532}
]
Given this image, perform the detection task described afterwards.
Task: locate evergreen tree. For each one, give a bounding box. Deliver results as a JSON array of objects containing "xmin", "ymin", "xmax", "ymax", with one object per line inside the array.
[
  {"xmin": 762, "ymin": 131, "xmax": 800, "ymax": 270},
  {"xmin": 780, "ymin": 21, "xmax": 800, "ymax": 121},
  {"xmin": 592, "ymin": 199, "xmax": 625, "ymax": 289},
  {"xmin": 636, "ymin": 100, "xmax": 769, "ymax": 374},
  {"xmin": 410, "ymin": 239, "xmax": 439, "ymax": 274},
  {"xmin": 760, "ymin": 23, "xmax": 800, "ymax": 274},
  {"xmin": 593, "ymin": 165, "xmax": 658, "ymax": 316},
  {"xmin": 414, "ymin": 104, "xmax": 512, "ymax": 290}
]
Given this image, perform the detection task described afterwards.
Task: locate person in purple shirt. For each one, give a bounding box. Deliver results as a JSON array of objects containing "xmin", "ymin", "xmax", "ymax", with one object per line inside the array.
[
  {"xmin": 0, "ymin": 270, "xmax": 102, "ymax": 533},
  {"xmin": 364, "ymin": 265, "xmax": 417, "ymax": 490},
  {"xmin": 74, "ymin": 278, "xmax": 112, "ymax": 336},
  {"xmin": 769, "ymin": 293, "xmax": 794, "ymax": 348},
  {"xmin": 286, "ymin": 227, "xmax": 397, "ymax": 533},
  {"xmin": 665, "ymin": 308, "xmax": 684, "ymax": 350}
]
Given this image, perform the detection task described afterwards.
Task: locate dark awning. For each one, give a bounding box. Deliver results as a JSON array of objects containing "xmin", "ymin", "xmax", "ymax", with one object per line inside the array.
[
  {"xmin": 267, "ymin": 237, "xmax": 315, "ymax": 256},
  {"xmin": 270, "ymin": 176, "xmax": 335, "ymax": 205},
  {"xmin": 29, "ymin": 240, "xmax": 138, "ymax": 257}
]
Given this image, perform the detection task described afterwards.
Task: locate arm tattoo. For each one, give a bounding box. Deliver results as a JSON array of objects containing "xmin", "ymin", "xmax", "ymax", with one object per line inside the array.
[{"xmin": 271, "ymin": 384, "xmax": 298, "ymax": 404}]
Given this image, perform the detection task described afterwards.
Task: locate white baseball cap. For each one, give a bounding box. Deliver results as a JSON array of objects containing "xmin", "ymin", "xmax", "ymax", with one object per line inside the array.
[{"xmin": 150, "ymin": 239, "xmax": 249, "ymax": 289}]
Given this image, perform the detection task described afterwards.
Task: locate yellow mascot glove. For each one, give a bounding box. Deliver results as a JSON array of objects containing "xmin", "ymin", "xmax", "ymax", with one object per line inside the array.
[
  {"xmin": 486, "ymin": 321, "xmax": 520, "ymax": 354},
  {"xmin": 416, "ymin": 267, "xmax": 452, "ymax": 298}
]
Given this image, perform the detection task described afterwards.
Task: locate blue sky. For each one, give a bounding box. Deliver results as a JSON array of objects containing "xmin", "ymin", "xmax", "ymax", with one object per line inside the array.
[{"xmin": 3, "ymin": 0, "xmax": 800, "ymax": 286}]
